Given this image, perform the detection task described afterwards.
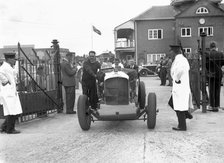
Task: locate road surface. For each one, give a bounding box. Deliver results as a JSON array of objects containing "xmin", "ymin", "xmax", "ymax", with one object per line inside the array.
[{"xmin": 0, "ymin": 76, "xmax": 224, "ymax": 163}]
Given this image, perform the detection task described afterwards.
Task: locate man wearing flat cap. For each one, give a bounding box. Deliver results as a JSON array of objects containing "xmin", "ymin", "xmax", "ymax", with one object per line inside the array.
[
  {"xmin": 0, "ymin": 52, "xmax": 22, "ymax": 134},
  {"xmin": 61, "ymin": 52, "xmax": 77, "ymax": 114},
  {"xmin": 169, "ymin": 44, "xmax": 193, "ymax": 131}
]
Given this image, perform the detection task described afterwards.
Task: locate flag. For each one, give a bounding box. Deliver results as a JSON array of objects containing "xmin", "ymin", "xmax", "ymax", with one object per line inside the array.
[{"xmin": 92, "ymin": 25, "xmax": 101, "ymax": 35}]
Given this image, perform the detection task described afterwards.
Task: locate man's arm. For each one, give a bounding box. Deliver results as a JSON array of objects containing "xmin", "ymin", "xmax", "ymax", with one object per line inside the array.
[
  {"xmin": 63, "ymin": 63, "xmax": 77, "ymax": 76},
  {"xmin": 83, "ymin": 61, "xmax": 97, "ymax": 78},
  {"xmin": 0, "ymin": 72, "xmax": 11, "ymax": 86}
]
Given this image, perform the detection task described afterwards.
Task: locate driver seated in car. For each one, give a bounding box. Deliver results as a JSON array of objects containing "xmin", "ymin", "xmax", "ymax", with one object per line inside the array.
[
  {"xmin": 112, "ymin": 58, "xmax": 124, "ymax": 71},
  {"xmin": 112, "ymin": 58, "xmax": 138, "ymax": 100}
]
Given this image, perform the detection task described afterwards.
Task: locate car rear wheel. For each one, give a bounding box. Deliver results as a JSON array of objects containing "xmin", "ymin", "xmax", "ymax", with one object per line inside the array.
[
  {"xmin": 146, "ymin": 93, "xmax": 157, "ymax": 129},
  {"xmin": 77, "ymin": 95, "xmax": 91, "ymax": 131},
  {"xmin": 139, "ymin": 69, "xmax": 148, "ymax": 77},
  {"xmin": 138, "ymin": 81, "xmax": 146, "ymax": 109}
]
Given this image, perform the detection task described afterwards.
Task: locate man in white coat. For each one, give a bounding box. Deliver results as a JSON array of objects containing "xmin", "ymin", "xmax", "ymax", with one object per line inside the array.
[
  {"xmin": 170, "ymin": 45, "xmax": 193, "ymax": 131},
  {"xmin": 0, "ymin": 52, "xmax": 22, "ymax": 134}
]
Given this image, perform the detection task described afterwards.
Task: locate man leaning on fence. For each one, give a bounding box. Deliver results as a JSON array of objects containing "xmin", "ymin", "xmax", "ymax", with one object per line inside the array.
[
  {"xmin": 0, "ymin": 52, "xmax": 23, "ymax": 134},
  {"xmin": 206, "ymin": 41, "xmax": 224, "ymax": 112},
  {"xmin": 61, "ymin": 52, "xmax": 77, "ymax": 114}
]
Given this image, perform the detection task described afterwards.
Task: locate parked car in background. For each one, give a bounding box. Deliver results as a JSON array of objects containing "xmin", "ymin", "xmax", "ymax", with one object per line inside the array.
[{"xmin": 138, "ymin": 64, "xmax": 159, "ymax": 77}]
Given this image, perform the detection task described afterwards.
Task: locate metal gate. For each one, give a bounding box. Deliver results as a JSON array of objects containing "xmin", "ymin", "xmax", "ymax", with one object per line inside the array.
[
  {"xmin": 0, "ymin": 40, "xmax": 63, "ymax": 121},
  {"xmin": 190, "ymin": 33, "xmax": 224, "ymax": 113}
]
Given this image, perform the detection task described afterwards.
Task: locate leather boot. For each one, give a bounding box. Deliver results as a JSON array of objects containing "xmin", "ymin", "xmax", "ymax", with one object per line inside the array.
[{"xmin": 173, "ymin": 111, "xmax": 187, "ymax": 131}]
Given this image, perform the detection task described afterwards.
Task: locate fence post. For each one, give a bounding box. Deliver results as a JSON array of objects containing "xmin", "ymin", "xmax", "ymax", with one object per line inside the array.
[
  {"xmin": 17, "ymin": 42, "xmax": 22, "ymax": 91},
  {"xmin": 200, "ymin": 32, "xmax": 207, "ymax": 113},
  {"xmin": 51, "ymin": 39, "xmax": 63, "ymax": 113}
]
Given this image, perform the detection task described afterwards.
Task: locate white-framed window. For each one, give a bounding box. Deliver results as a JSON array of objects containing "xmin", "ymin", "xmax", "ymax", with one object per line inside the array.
[
  {"xmin": 146, "ymin": 53, "xmax": 165, "ymax": 64},
  {"xmin": 183, "ymin": 48, "xmax": 191, "ymax": 54},
  {"xmin": 181, "ymin": 28, "xmax": 191, "ymax": 37},
  {"xmin": 148, "ymin": 29, "xmax": 163, "ymax": 40},
  {"xmin": 196, "ymin": 7, "xmax": 209, "ymax": 14},
  {"xmin": 198, "ymin": 27, "xmax": 213, "ymax": 36}
]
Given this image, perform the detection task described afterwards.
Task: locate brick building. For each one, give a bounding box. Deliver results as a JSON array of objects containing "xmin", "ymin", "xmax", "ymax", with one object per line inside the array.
[
  {"xmin": 114, "ymin": 0, "xmax": 224, "ymax": 65},
  {"xmin": 0, "ymin": 45, "xmax": 69, "ymax": 61}
]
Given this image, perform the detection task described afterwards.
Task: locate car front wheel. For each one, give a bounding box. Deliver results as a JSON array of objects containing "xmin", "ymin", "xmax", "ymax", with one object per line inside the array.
[
  {"xmin": 146, "ymin": 93, "xmax": 157, "ymax": 129},
  {"xmin": 77, "ymin": 95, "xmax": 91, "ymax": 131}
]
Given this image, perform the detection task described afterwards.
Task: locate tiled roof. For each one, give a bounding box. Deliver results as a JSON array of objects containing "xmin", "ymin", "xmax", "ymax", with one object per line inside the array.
[
  {"xmin": 220, "ymin": 3, "xmax": 224, "ymax": 10},
  {"xmin": 133, "ymin": 5, "xmax": 178, "ymax": 20},
  {"xmin": 171, "ymin": 0, "xmax": 195, "ymax": 6}
]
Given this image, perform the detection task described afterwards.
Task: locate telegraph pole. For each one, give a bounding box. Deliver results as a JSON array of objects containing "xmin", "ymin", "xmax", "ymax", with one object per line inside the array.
[{"xmin": 51, "ymin": 39, "xmax": 63, "ymax": 113}]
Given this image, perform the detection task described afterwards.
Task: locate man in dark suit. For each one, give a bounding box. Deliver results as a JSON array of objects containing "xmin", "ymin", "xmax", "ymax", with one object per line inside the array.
[
  {"xmin": 206, "ymin": 41, "xmax": 224, "ymax": 112},
  {"xmin": 126, "ymin": 59, "xmax": 138, "ymax": 72},
  {"xmin": 82, "ymin": 51, "xmax": 101, "ymax": 110},
  {"xmin": 125, "ymin": 59, "xmax": 139, "ymax": 99},
  {"xmin": 159, "ymin": 57, "xmax": 167, "ymax": 86},
  {"xmin": 61, "ymin": 52, "xmax": 77, "ymax": 114}
]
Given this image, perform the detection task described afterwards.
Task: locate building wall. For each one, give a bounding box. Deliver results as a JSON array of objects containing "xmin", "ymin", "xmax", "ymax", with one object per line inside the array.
[
  {"xmin": 175, "ymin": 0, "xmax": 224, "ymax": 52},
  {"xmin": 176, "ymin": 16, "xmax": 224, "ymax": 52},
  {"xmin": 0, "ymin": 46, "xmax": 70, "ymax": 61},
  {"xmin": 135, "ymin": 1, "xmax": 224, "ymax": 64},
  {"xmin": 136, "ymin": 19, "xmax": 175, "ymax": 64}
]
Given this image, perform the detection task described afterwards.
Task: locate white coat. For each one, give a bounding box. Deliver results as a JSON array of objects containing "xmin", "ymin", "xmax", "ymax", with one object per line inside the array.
[
  {"xmin": 0, "ymin": 62, "xmax": 22, "ymax": 116},
  {"xmin": 171, "ymin": 54, "xmax": 191, "ymax": 111}
]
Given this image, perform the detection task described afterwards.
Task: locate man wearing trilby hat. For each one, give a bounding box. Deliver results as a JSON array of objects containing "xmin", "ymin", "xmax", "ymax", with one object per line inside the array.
[{"xmin": 0, "ymin": 52, "xmax": 22, "ymax": 134}]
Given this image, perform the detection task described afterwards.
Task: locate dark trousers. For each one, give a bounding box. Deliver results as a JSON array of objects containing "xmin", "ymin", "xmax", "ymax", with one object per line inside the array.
[
  {"xmin": 167, "ymin": 70, "xmax": 172, "ymax": 86},
  {"xmin": 208, "ymin": 77, "xmax": 222, "ymax": 107},
  {"xmin": 1, "ymin": 115, "xmax": 17, "ymax": 133},
  {"xmin": 82, "ymin": 81, "xmax": 98, "ymax": 109},
  {"xmin": 175, "ymin": 111, "xmax": 186, "ymax": 130},
  {"xmin": 64, "ymin": 86, "xmax": 76, "ymax": 113},
  {"xmin": 160, "ymin": 67, "xmax": 167, "ymax": 85}
]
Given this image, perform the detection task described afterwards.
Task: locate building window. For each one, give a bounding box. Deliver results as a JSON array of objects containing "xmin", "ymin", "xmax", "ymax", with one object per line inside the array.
[
  {"xmin": 183, "ymin": 48, "xmax": 191, "ymax": 54},
  {"xmin": 181, "ymin": 28, "xmax": 191, "ymax": 37},
  {"xmin": 146, "ymin": 53, "xmax": 165, "ymax": 64},
  {"xmin": 148, "ymin": 29, "xmax": 163, "ymax": 40},
  {"xmin": 198, "ymin": 27, "xmax": 213, "ymax": 36},
  {"xmin": 196, "ymin": 7, "xmax": 209, "ymax": 14}
]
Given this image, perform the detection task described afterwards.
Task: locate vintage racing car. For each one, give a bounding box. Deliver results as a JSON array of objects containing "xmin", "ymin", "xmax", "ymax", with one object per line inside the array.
[{"xmin": 77, "ymin": 67, "xmax": 157, "ymax": 130}]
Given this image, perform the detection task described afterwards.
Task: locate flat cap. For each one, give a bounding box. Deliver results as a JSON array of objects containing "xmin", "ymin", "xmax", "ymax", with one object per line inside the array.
[{"xmin": 3, "ymin": 52, "xmax": 16, "ymax": 59}]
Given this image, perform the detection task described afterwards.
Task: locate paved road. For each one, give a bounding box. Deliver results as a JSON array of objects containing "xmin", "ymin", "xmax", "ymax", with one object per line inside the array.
[{"xmin": 1, "ymin": 76, "xmax": 224, "ymax": 163}]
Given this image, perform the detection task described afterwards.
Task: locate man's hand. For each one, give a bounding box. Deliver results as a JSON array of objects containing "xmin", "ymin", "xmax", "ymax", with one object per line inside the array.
[
  {"xmin": 99, "ymin": 82, "xmax": 104, "ymax": 86},
  {"xmin": 175, "ymin": 80, "xmax": 181, "ymax": 84}
]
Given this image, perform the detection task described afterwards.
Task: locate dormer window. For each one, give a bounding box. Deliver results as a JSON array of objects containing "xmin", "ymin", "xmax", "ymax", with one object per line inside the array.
[{"xmin": 196, "ymin": 7, "xmax": 209, "ymax": 14}]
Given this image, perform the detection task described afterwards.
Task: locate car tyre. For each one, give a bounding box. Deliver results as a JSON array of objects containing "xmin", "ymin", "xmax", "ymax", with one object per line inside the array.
[
  {"xmin": 138, "ymin": 81, "xmax": 146, "ymax": 109},
  {"xmin": 146, "ymin": 93, "xmax": 157, "ymax": 129},
  {"xmin": 139, "ymin": 69, "xmax": 148, "ymax": 77},
  {"xmin": 77, "ymin": 95, "xmax": 91, "ymax": 131}
]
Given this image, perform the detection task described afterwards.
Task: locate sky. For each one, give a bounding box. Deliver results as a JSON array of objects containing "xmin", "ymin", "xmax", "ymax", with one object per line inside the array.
[{"xmin": 0, "ymin": 0, "xmax": 171, "ymax": 56}]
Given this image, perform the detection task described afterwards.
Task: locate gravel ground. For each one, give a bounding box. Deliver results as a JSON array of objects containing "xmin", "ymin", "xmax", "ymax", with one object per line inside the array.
[{"xmin": 0, "ymin": 77, "xmax": 224, "ymax": 163}]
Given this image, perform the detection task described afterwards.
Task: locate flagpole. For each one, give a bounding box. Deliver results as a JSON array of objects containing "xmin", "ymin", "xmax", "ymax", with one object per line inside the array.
[{"xmin": 91, "ymin": 25, "xmax": 93, "ymax": 50}]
